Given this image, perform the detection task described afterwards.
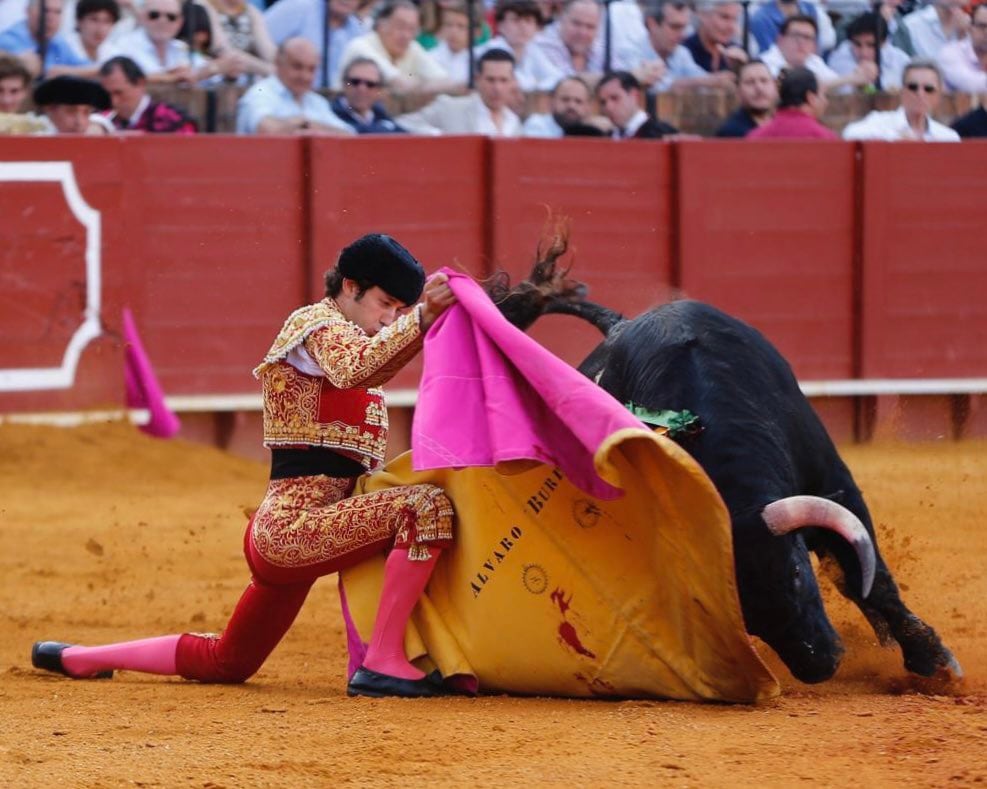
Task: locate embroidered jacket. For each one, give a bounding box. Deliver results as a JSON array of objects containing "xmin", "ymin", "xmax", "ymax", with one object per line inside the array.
[{"xmin": 254, "ymin": 298, "xmax": 423, "ymax": 470}]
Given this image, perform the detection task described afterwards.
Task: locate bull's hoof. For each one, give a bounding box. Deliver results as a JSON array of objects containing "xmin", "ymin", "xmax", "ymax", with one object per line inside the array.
[{"xmin": 904, "ymin": 646, "xmax": 963, "ymax": 681}]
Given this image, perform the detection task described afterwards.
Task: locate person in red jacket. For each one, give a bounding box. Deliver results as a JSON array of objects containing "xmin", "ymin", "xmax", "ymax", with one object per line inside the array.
[
  {"xmin": 747, "ymin": 66, "xmax": 837, "ymax": 139},
  {"xmin": 99, "ymin": 55, "xmax": 197, "ymax": 133},
  {"xmin": 32, "ymin": 234, "xmax": 461, "ymax": 698}
]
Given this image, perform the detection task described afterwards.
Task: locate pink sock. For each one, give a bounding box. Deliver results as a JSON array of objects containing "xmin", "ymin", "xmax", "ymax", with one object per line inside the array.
[
  {"xmin": 362, "ymin": 548, "xmax": 439, "ymax": 681},
  {"xmin": 61, "ymin": 635, "xmax": 181, "ymax": 678}
]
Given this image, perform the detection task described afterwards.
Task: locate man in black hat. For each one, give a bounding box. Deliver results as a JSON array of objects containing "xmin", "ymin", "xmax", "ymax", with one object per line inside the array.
[
  {"xmin": 33, "ymin": 235, "xmax": 465, "ymax": 699},
  {"xmin": 33, "ymin": 74, "xmax": 111, "ymax": 134}
]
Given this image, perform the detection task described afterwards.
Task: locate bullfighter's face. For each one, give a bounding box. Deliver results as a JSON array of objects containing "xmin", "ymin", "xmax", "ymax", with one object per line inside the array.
[{"xmin": 337, "ymin": 281, "xmax": 410, "ymax": 337}]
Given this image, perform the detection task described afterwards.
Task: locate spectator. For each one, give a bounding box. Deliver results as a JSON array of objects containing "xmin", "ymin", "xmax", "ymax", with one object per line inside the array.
[
  {"xmin": 478, "ymin": 0, "xmax": 562, "ymax": 92},
  {"xmin": 936, "ymin": 2, "xmax": 987, "ymax": 94},
  {"xmin": 531, "ymin": 0, "xmax": 605, "ymax": 78},
  {"xmin": 101, "ymin": 0, "xmax": 189, "ymax": 79},
  {"xmin": 522, "ymin": 73, "xmax": 596, "ymax": 136},
  {"xmin": 236, "ymin": 37, "xmax": 353, "ymax": 134},
  {"xmin": 418, "ymin": 0, "xmax": 488, "ymax": 50},
  {"xmin": 99, "ymin": 54, "xmax": 196, "ymax": 132},
  {"xmin": 716, "ymin": 59, "xmax": 778, "ymax": 137},
  {"xmin": 201, "ymin": 0, "xmax": 277, "ymax": 78},
  {"xmin": 897, "ymin": 0, "xmax": 969, "ymax": 59},
  {"xmin": 0, "ymin": 53, "xmax": 31, "ymax": 112},
  {"xmin": 842, "ymin": 58, "xmax": 959, "ymax": 141},
  {"xmin": 397, "ymin": 48, "xmax": 521, "ymax": 135},
  {"xmin": 330, "ymin": 56, "xmax": 407, "ymax": 133},
  {"xmin": 336, "ymin": 0, "xmax": 454, "ymax": 91},
  {"xmin": 428, "ymin": 1, "xmax": 471, "ymax": 84},
  {"xmin": 828, "ymin": 12, "xmax": 910, "ymax": 91},
  {"xmin": 749, "ymin": 0, "xmax": 836, "ymax": 55},
  {"xmin": 747, "ymin": 66, "xmax": 837, "ymax": 138},
  {"xmin": 66, "ymin": 0, "xmax": 119, "ymax": 66},
  {"xmin": 0, "ymin": 0, "xmax": 90, "ymax": 76},
  {"xmin": 633, "ymin": 0, "xmax": 738, "ymax": 92},
  {"xmin": 32, "ymin": 73, "xmax": 112, "ymax": 133},
  {"xmin": 762, "ymin": 15, "xmax": 878, "ymax": 91},
  {"xmin": 596, "ymin": 69, "xmax": 679, "ymax": 138},
  {"xmin": 951, "ymin": 103, "xmax": 987, "ymax": 138},
  {"xmin": 264, "ymin": 0, "xmax": 365, "ymax": 88},
  {"xmin": 683, "ymin": 0, "xmax": 749, "ymax": 74}
]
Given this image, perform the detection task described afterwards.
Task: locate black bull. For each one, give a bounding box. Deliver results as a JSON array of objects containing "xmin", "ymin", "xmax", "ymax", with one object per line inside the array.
[{"xmin": 510, "ymin": 290, "xmax": 962, "ymax": 684}]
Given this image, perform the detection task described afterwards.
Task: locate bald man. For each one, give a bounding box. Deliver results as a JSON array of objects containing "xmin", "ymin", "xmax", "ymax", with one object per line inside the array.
[{"xmin": 236, "ymin": 38, "xmax": 353, "ymax": 135}]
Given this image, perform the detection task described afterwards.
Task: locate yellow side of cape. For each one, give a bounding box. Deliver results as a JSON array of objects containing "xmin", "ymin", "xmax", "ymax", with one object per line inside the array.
[{"xmin": 342, "ymin": 427, "xmax": 780, "ymax": 703}]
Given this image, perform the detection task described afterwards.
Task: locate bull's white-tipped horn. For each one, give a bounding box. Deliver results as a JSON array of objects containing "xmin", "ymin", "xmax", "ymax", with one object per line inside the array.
[{"xmin": 762, "ymin": 495, "xmax": 876, "ymax": 599}]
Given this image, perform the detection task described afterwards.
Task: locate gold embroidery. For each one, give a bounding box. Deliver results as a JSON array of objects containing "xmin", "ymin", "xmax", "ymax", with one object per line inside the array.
[
  {"xmin": 254, "ymin": 299, "xmax": 423, "ymax": 470},
  {"xmin": 251, "ymin": 477, "xmax": 455, "ymax": 569}
]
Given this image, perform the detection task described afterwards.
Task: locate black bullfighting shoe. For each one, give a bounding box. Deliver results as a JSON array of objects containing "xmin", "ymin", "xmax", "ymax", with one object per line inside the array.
[
  {"xmin": 346, "ymin": 666, "xmax": 446, "ymax": 698},
  {"xmin": 31, "ymin": 641, "xmax": 113, "ymax": 679}
]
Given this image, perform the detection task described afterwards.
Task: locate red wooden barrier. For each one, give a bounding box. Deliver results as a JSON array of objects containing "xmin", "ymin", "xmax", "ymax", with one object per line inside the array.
[
  {"xmin": 677, "ymin": 141, "xmax": 858, "ymax": 382},
  {"xmin": 859, "ymin": 142, "xmax": 987, "ymax": 379},
  {"xmin": 489, "ymin": 138, "xmax": 674, "ymax": 368}
]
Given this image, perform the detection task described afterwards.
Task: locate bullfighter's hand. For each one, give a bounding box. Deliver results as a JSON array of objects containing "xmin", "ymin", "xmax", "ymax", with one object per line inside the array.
[{"xmin": 420, "ymin": 273, "xmax": 457, "ymax": 330}]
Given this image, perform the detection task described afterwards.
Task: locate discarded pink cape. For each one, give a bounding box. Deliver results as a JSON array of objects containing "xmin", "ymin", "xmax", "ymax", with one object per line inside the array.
[{"xmin": 411, "ymin": 268, "xmax": 643, "ymax": 500}]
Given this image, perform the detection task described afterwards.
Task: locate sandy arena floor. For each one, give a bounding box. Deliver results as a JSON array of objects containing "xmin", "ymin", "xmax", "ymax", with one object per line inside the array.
[{"xmin": 0, "ymin": 422, "xmax": 984, "ymax": 787}]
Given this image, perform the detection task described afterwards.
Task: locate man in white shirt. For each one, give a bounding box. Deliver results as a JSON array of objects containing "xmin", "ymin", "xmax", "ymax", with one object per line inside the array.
[
  {"xmin": 827, "ymin": 11, "xmax": 911, "ymax": 91},
  {"xmin": 936, "ymin": 2, "xmax": 987, "ymax": 93},
  {"xmin": 397, "ymin": 48, "xmax": 522, "ymax": 136},
  {"xmin": 236, "ymin": 38, "xmax": 353, "ymax": 135},
  {"xmin": 842, "ymin": 58, "xmax": 960, "ymax": 141},
  {"xmin": 336, "ymin": 0, "xmax": 455, "ymax": 91},
  {"xmin": 477, "ymin": 0, "xmax": 563, "ymax": 91},
  {"xmin": 523, "ymin": 74, "xmax": 595, "ymax": 136},
  {"xmin": 101, "ymin": 0, "xmax": 191, "ymax": 81},
  {"xmin": 761, "ymin": 14, "xmax": 878, "ymax": 92},
  {"xmin": 531, "ymin": 0, "xmax": 605, "ymax": 78},
  {"xmin": 899, "ymin": 0, "xmax": 970, "ymax": 59}
]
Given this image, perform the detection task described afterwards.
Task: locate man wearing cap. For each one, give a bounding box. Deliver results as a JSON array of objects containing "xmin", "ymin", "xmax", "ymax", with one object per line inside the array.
[
  {"xmin": 33, "ymin": 73, "xmax": 113, "ymax": 133},
  {"xmin": 32, "ymin": 235, "xmax": 462, "ymax": 699}
]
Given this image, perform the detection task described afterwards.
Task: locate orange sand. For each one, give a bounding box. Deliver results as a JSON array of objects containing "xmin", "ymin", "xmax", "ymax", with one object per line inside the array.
[{"xmin": 1, "ymin": 423, "xmax": 984, "ymax": 787}]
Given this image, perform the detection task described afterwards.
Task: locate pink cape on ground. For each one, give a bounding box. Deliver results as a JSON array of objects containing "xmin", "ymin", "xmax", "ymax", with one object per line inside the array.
[{"xmin": 411, "ymin": 268, "xmax": 643, "ymax": 500}]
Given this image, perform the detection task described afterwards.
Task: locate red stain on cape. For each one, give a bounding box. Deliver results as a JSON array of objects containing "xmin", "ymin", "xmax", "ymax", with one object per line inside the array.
[{"xmin": 550, "ymin": 588, "xmax": 596, "ymax": 659}]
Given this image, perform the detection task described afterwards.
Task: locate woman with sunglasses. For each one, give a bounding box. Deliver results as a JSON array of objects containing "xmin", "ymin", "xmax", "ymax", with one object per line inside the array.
[{"xmin": 842, "ymin": 58, "xmax": 960, "ymax": 141}]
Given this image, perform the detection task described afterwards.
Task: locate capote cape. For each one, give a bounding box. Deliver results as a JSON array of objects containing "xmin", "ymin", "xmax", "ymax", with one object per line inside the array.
[{"xmin": 340, "ymin": 270, "xmax": 779, "ymax": 702}]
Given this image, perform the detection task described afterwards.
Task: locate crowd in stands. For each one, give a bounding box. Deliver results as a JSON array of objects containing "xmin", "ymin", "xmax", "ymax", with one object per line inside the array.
[{"xmin": 1, "ymin": 0, "xmax": 985, "ymax": 138}]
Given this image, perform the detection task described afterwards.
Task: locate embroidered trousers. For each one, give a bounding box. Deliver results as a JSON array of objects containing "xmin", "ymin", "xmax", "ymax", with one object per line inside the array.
[{"xmin": 175, "ymin": 475, "xmax": 454, "ymax": 683}]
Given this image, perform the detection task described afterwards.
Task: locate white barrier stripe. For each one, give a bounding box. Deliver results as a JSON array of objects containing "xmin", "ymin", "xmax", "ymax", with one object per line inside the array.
[{"xmin": 3, "ymin": 381, "xmax": 986, "ymax": 427}]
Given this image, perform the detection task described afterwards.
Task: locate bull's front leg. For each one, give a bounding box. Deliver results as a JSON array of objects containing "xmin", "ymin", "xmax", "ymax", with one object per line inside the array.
[{"xmin": 807, "ymin": 526, "xmax": 962, "ymax": 680}]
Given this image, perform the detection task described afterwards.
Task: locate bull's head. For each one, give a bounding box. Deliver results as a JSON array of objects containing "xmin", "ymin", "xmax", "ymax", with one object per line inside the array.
[{"xmin": 734, "ymin": 496, "xmax": 876, "ymax": 683}]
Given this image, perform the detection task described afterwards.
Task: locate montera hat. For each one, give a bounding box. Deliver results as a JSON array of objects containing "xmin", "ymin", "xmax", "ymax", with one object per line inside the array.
[
  {"xmin": 33, "ymin": 76, "xmax": 111, "ymax": 110},
  {"xmin": 337, "ymin": 234, "xmax": 426, "ymax": 305}
]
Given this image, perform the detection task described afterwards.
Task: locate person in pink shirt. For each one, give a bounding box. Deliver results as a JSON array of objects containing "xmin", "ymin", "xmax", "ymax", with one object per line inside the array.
[{"xmin": 747, "ymin": 66, "xmax": 837, "ymax": 139}]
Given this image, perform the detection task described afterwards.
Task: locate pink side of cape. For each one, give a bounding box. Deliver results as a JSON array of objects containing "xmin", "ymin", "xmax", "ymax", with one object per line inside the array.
[{"xmin": 411, "ymin": 269, "xmax": 643, "ymax": 500}]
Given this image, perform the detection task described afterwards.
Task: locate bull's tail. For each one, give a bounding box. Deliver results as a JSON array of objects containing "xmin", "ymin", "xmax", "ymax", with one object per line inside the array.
[{"xmin": 542, "ymin": 299, "xmax": 624, "ymax": 336}]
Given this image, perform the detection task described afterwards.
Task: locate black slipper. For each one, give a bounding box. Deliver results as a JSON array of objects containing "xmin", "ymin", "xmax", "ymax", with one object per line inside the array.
[{"xmin": 31, "ymin": 641, "xmax": 113, "ymax": 679}]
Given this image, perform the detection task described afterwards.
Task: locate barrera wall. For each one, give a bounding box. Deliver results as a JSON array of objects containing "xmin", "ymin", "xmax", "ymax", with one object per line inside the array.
[{"xmin": 1, "ymin": 136, "xmax": 985, "ymax": 446}]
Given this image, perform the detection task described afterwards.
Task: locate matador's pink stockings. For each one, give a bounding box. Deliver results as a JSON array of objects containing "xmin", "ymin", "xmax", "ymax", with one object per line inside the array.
[
  {"xmin": 61, "ymin": 635, "xmax": 180, "ymax": 678},
  {"xmin": 361, "ymin": 548, "xmax": 440, "ymax": 680}
]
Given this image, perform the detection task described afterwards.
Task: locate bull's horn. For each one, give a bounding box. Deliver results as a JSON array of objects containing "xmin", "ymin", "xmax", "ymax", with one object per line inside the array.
[{"xmin": 762, "ymin": 496, "xmax": 876, "ymax": 599}]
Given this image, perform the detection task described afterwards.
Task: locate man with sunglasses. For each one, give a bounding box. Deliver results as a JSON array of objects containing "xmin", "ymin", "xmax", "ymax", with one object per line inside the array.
[
  {"xmin": 101, "ymin": 0, "xmax": 189, "ymax": 81},
  {"xmin": 842, "ymin": 58, "xmax": 959, "ymax": 141},
  {"xmin": 330, "ymin": 56, "xmax": 407, "ymax": 134},
  {"xmin": 936, "ymin": 2, "xmax": 987, "ymax": 93}
]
